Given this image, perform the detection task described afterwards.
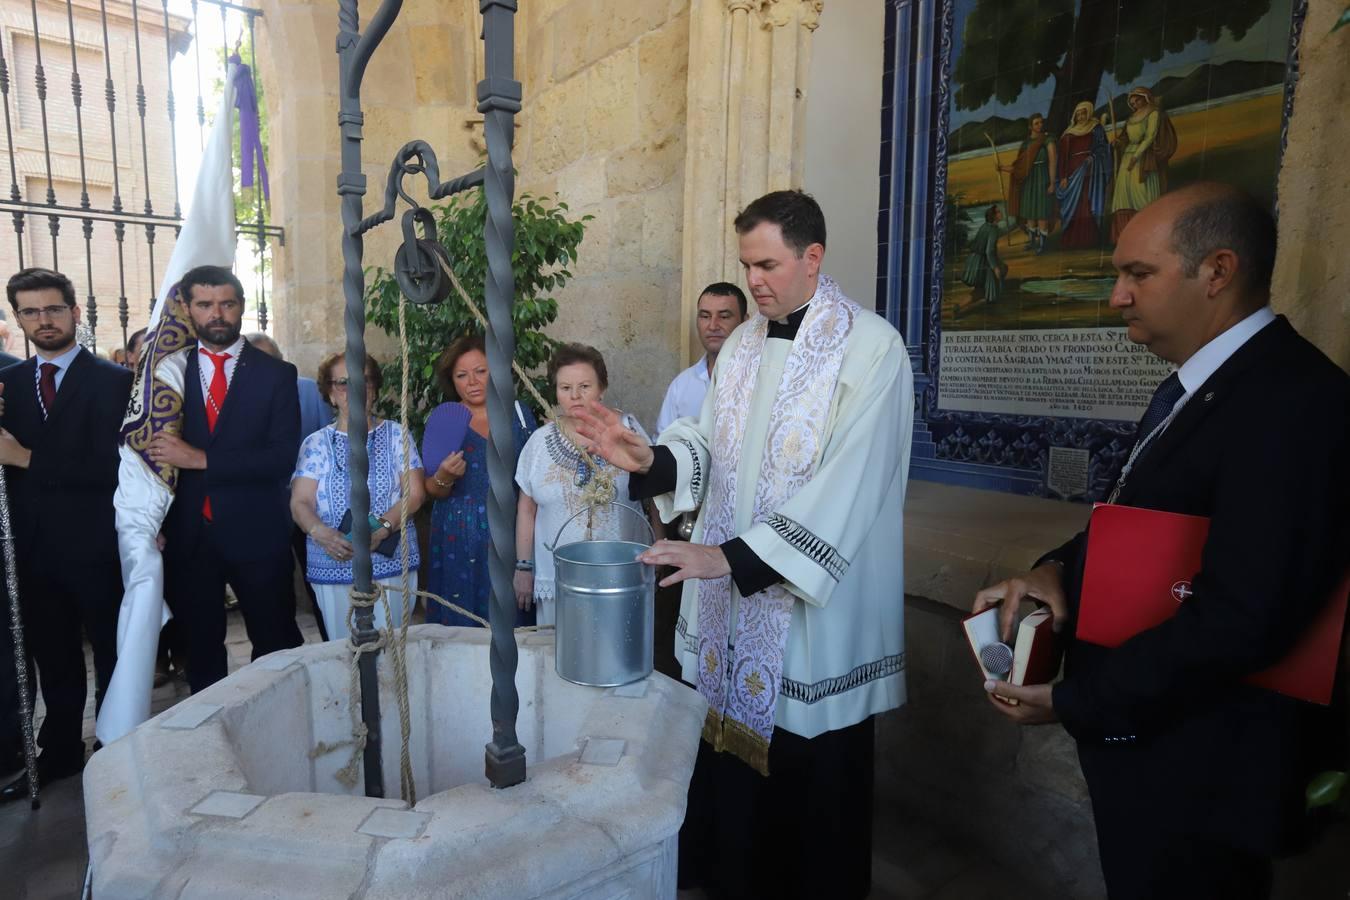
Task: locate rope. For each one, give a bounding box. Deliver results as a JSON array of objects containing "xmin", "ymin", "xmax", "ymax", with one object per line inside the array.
[
  {"xmin": 308, "ymin": 585, "xmax": 382, "ymax": 790},
  {"xmin": 316, "ymin": 247, "xmax": 618, "ymax": 804},
  {"xmin": 392, "ymin": 293, "xmax": 416, "ymax": 804},
  {"xmin": 400, "ymin": 585, "xmax": 549, "ymax": 632}
]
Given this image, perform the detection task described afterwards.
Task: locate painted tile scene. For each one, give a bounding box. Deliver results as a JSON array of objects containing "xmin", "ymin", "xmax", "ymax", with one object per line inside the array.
[{"xmin": 942, "ymin": 0, "xmax": 1293, "ymax": 330}]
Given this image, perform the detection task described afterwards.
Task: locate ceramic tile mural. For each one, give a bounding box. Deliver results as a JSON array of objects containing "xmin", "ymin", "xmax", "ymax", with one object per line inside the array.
[
  {"xmin": 901, "ymin": 0, "xmax": 1301, "ymax": 497},
  {"xmin": 943, "ymin": 0, "xmax": 1291, "ymax": 333}
]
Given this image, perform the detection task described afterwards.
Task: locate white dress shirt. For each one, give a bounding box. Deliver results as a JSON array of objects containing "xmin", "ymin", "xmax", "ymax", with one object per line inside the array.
[
  {"xmin": 33, "ymin": 342, "xmax": 82, "ymax": 396},
  {"xmin": 656, "ymin": 355, "xmax": 711, "ymax": 435},
  {"xmin": 196, "ymin": 335, "xmax": 246, "ymax": 410},
  {"xmin": 1172, "ymin": 305, "xmax": 1277, "ymax": 413}
]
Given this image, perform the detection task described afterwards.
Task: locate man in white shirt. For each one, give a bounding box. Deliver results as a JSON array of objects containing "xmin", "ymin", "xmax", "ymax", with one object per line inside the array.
[{"xmin": 654, "ymin": 283, "xmax": 747, "ymax": 435}]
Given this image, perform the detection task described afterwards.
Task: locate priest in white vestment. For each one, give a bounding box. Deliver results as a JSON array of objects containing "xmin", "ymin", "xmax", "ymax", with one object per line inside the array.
[{"xmin": 580, "ymin": 190, "xmax": 913, "ymax": 900}]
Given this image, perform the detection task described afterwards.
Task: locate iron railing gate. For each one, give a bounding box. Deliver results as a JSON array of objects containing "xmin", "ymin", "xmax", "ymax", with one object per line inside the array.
[{"xmin": 0, "ymin": 0, "xmax": 281, "ymax": 358}]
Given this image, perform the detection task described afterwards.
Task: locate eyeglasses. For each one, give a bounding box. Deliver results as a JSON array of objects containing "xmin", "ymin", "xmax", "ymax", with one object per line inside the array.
[
  {"xmin": 329, "ymin": 377, "xmax": 350, "ymax": 389},
  {"xmin": 15, "ymin": 304, "xmax": 72, "ymax": 321}
]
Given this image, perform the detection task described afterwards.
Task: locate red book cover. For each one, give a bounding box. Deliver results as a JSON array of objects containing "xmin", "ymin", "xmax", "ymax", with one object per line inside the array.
[
  {"xmin": 1079, "ymin": 503, "xmax": 1348, "ymax": 705},
  {"xmin": 1012, "ymin": 608, "xmax": 1060, "ymax": 686},
  {"xmin": 962, "ymin": 606, "xmax": 1062, "ymax": 687}
]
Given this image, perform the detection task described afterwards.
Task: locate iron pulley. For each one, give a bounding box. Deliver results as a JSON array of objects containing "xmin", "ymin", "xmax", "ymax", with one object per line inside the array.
[{"xmin": 393, "ymin": 206, "xmax": 451, "ymax": 305}]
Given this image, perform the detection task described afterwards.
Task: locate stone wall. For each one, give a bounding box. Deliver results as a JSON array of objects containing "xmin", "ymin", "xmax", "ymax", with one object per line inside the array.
[
  {"xmin": 257, "ymin": 0, "xmax": 484, "ymax": 381},
  {"xmin": 802, "ymin": 0, "xmax": 883, "ymax": 308},
  {"xmin": 1273, "ymin": 0, "xmax": 1350, "ymax": 373},
  {"xmin": 515, "ymin": 0, "xmax": 690, "ymax": 428}
]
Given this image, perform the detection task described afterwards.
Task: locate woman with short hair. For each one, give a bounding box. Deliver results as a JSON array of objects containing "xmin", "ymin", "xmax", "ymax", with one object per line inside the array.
[
  {"xmin": 290, "ymin": 352, "xmax": 424, "ymax": 640},
  {"xmin": 513, "ymin": 343, "xmax": 649, "ymax": 626}
]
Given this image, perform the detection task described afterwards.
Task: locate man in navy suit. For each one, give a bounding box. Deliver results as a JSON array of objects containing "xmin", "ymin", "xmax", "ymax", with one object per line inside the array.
[
  {"xmin": 151, "ymin": 265, "xmax": 303, "ymax": 693},
  {"xmin": 0, "ymin": 268, "xmax": 131, "ymax": 802},
  {"xmin": 975, "ymin": 184, "xmax": 1349, "ymax": 898}
]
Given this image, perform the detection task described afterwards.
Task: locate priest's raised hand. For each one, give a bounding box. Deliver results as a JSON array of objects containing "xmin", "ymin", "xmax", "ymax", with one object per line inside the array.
[{"xmin": 573, "ymin": 400, "xmax": 654, "ymax": 473}]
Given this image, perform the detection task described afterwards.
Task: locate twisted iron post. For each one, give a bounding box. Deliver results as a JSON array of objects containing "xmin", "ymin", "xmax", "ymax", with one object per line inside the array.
[
  {"xmin": 335, "ymin": 0, "xmax": 524, "ymax": 795},
  {"xmin": 336, "ymin": 0, "xmax": 406, "ymax": 799},
  {"xmin": 479, "ymin": 0, "xmax": 526, "ymax": 789}
]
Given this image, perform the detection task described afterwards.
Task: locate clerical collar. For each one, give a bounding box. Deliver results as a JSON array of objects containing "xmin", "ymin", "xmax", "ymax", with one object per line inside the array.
[{"xmin": 768, "ymin": 302, "xmax": 811, "ymax": 340}]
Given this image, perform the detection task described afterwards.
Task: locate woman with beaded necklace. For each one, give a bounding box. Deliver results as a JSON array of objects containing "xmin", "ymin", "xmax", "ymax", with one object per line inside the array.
[{"xmin": 513, "ymin": 343, "xmax": 650, "ymax": 626}]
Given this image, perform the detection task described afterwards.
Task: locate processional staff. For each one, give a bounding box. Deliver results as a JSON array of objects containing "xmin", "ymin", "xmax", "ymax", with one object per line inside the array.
[{"xmin": 0, "ymin": 464, "xmax": 40, "ymax": 809}]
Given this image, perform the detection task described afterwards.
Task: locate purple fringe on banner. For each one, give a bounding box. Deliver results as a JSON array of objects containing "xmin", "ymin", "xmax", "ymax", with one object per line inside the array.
[{"xmin": 230, "ymin": 54, "xmax": 270, "ymax": 204}]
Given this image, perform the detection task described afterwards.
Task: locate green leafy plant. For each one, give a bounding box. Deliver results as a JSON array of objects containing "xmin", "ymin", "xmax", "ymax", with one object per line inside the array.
[{"xmin": 365, "ymin": 186, "xmax": 590, "ymax": 440}]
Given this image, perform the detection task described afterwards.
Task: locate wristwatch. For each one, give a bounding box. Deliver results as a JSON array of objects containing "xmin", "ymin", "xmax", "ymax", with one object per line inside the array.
[
  {"xmin": 377, "ymin": 516, "xmax": 394, "ymax": 532},
  {"xmin": 514, "ymin": 559, "xmax": 534, "ymax": 572}
]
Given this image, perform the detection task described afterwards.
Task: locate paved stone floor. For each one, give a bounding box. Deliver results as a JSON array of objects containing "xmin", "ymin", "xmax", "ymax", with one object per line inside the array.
[{"xmin": 1, "ymin": 602, "xmax": 1344, "ymax": 900}]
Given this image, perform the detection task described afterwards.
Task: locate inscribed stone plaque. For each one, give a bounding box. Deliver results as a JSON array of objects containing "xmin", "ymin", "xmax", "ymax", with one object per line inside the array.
[{"xmin": 1047, "ymin": 447, "xmax": 1090, "ymax": 500}]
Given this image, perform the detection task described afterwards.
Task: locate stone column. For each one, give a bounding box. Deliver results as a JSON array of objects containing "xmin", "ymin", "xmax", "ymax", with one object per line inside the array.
[
  {"xmin": 679, "ymin": 0, "xmax": 824, "ymax": 361},
  {"xmin": 1273, "ymin": 0, "xmax": 1350, "ymax": 373}
]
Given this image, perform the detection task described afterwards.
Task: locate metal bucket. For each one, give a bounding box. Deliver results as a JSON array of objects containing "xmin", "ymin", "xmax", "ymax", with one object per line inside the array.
[{"xmin": 551, "ymin": 504, "xmax": 655, "ymax": 687}]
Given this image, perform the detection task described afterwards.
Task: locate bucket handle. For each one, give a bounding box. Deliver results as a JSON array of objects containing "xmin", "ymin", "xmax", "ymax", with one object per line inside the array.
[{"xmin": 548, "ymin": 502, "xmax": 656, "ymax": 552}]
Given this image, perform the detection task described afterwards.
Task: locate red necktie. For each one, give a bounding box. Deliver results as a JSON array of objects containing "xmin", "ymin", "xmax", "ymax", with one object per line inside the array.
[
  {"xmin": 201, "ymin": 350, "xmax": 231, "ymax": 519},
  {"xmin": 37, "ymin": 362, "xmax": 57, "ymax": 418},
  {"xmin": 203, "ymin": 350, "xmax": 231, "ymax": 431}
]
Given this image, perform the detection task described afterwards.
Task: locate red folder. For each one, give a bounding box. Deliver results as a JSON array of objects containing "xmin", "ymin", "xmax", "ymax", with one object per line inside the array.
[{"xmin": 1078, "ymin": 503, "xmax": 1348, "ymax": 705}]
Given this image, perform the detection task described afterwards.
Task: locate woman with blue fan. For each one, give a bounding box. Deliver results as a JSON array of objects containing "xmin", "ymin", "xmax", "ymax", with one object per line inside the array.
[{"xmin": 421, "ymin": 334, "xmax": 537, "ymax": 627}]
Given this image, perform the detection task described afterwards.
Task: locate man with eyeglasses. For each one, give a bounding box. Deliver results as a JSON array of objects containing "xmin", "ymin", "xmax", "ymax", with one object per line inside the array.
[
  {"xmin": 0, "ymin": 267, "xmax": 131, "ymax": 802},
  {"xmin": 153, "ymin": 265, "xmax": 303, "ymax": 693}
]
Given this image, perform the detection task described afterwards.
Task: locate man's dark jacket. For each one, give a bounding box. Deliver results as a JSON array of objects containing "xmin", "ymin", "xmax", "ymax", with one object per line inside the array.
[
  {"xmin": 162, "ymin": 339, "xmax": 299, "ymax": 562},
  {"xmin": 1044, "ymin": 316, "xmax": 1349, "ymax": 859},
  {"xmin": 0, "ymin": 347, "xmax": 131, "ymax": 563}
]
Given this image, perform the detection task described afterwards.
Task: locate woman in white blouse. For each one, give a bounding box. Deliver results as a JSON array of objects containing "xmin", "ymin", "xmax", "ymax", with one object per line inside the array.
[{"xmin": 513, "ymin": 344, "xmax": 649, "ymax": 626}]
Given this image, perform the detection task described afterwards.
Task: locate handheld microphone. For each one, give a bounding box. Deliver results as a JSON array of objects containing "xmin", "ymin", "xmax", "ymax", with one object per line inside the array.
[{"xmin": 979, "ymin": 641, "xmax": 1014, "ymax": 681}]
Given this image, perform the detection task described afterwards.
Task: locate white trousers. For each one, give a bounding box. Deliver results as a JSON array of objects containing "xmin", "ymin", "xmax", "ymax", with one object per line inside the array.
[{"xmin": 312, "ymin": 576, "xmax": 415, "ymax": 642}]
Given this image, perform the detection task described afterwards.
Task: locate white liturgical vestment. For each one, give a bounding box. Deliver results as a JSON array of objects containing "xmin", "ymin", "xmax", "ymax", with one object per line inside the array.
[{"xmin": 654, "ymin": 278, "xmax": 913, "ymax": 741}]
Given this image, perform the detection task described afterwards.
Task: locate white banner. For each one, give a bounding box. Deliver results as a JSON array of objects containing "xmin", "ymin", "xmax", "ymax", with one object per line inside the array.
[{"xmin": 96, "ymin": 69, "xmax": 239, "ymax": 745}]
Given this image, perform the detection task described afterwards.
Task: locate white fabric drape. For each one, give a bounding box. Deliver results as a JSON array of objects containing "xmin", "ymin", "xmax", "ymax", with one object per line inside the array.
[{"xmin": 95, "ymin": 72, "xmax": 240, "ymax": 745}]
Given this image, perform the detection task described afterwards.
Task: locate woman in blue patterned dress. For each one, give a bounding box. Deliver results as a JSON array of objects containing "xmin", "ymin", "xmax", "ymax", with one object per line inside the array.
[
  {"xmin": 421, "ymin": 335, "xmax": 536, "ymax": 627},
  {"xmin": 290, "ymin": 352, "xmax": 425, "ymax": 640}
]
